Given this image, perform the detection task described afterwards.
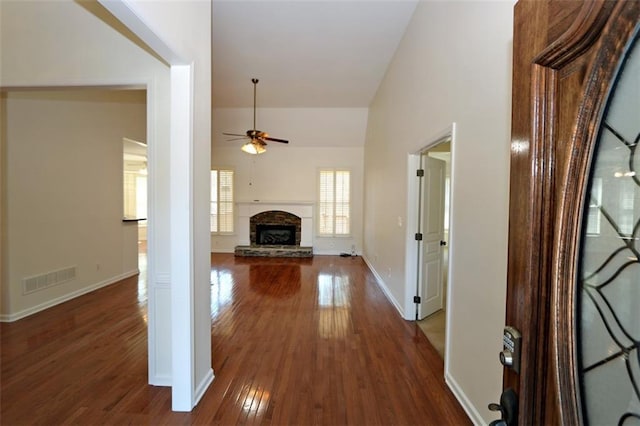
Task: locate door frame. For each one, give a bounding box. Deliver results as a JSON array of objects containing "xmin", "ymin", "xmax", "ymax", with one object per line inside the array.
[
  {"xmin": 505, "ymin": 1, "xmax": 639, "ymax": 423},
  {"xmin": 405, "ymin": 123, "xmax": 456, "ymax": 366}
]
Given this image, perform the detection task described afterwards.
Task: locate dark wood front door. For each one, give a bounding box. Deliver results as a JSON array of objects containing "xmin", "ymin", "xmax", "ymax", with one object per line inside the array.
[{"xmin": 506, "ymin": 1, "xmax": 639, "ymax": 424}]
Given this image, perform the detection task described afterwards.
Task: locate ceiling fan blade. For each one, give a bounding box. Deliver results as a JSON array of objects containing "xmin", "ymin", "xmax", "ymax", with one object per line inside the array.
[
  {"xmin": 223, "ymin": 132, "xmax": 247, "ymax": 137},
  {"xmin": 227, "ymin": 137, "xmax": 249, "ymax": 141},
  {"xmin": 264, "ymin": 136, "xmax": 289, "ymax": 144}
]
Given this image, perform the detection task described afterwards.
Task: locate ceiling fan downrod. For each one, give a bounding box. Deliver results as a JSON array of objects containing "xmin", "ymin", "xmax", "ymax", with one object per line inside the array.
[{"xmin": 252, "ymin": 78, "xmax": 258, "ymax": 132}]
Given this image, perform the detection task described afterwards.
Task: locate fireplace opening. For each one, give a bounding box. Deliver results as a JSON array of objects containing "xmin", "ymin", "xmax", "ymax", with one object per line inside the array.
[
  {"xmin": 250, "ymin": 210, "xmax": 302, "ymax": 246},
  {"xmin": 256, "ymin": 224, "xmax": 297, "ymax": 246}
]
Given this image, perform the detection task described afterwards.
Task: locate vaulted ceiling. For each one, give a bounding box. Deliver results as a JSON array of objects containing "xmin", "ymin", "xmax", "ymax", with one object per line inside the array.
[{"xmin": 212, "ymin": 0, "xmax": 418, "ymax": 108}]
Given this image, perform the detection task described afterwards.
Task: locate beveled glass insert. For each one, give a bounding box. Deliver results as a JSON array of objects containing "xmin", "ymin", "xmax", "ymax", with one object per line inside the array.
[{"xmin": 578, "ymin": 33, "xmax": 640, "ymax": 425}]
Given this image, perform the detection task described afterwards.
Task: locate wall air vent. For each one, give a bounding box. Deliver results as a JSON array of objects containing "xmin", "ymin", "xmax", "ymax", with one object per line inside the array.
[{"xmin": 23, "ymin": 266, "xmax": 77, "ymax": 295}]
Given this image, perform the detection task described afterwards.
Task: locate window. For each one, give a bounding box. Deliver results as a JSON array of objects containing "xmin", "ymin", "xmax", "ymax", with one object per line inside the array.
[
  {"xmin": 123, "ymin": 171, "xmax": 148, "ymax": 220},
  {"xmin": 211, "ymin": 169, "xmax": 234, "ymax": 233},
  {"xmin": 122, "ymin": 138, "xmax": 147, "ymax": 220},
  {"xmin": 319, "ymin": 169, "xmax": 350, "ymax": 235}
]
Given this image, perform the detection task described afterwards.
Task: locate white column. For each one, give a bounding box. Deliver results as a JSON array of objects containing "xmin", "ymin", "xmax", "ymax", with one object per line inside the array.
[{"xmin": 170, "ymin": 64, "xmax": 195, "ymax": 411}]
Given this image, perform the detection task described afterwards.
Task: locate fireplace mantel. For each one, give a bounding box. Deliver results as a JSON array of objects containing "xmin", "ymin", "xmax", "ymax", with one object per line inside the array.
[{"xmin": 236, "ymin": 201, "xmax": 314, "ymax": 246}]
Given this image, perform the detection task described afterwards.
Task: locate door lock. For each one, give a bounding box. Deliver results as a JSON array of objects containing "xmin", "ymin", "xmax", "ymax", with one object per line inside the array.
[
  {"xmin": 499, "ymin": 350, "xmax": 514, "ymax": 368},
  {"xmin": 500, "ymin": 326, "xmax": 521, "ymax": 374}
]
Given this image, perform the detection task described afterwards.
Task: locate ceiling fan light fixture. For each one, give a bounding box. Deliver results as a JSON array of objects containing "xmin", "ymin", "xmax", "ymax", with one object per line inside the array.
[
  {"xmin": 224, "ymin": 78, "xmax": 289, "ymax": 154},
  {"xmin": 241, "ymin": 140, "xmax": 266, "ymax": 155}
]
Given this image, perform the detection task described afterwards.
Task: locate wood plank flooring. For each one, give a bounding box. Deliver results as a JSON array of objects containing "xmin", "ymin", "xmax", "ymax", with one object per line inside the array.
[{"xmin": 1, "ymin": 254, "xmax": 470, "ymax": 425}]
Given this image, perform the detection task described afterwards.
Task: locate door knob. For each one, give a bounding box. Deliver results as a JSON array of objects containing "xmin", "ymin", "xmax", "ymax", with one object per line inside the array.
[{"xmin": 439, "ymin": 240, "xmax": 447, "ymax": 246}]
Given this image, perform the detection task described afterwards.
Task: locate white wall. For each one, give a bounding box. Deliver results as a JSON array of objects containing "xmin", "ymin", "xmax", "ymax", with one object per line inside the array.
[
  {"xmin": 363, "ymin": 1, "xmax": 513, "ymax": 424},
  {"xmin": 212, "ymin": 107, "xmax": 366, "ymax": 255},
  {"xmin": 1, "ymin": 90, "xmax": 145, "ymax": 319}
]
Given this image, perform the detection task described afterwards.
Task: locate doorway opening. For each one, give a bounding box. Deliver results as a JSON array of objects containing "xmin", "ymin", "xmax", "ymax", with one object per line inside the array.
[
  {"xmin": 1, "ymin": 86, "xmax": 151, "ymax": 379},
  {"xmin": 123, "ymin": 136, "xmax": 149, "ymax": 302},
  {"xmin": 406, "ymin": 124, "xmax": 454, "ymax": 361}
]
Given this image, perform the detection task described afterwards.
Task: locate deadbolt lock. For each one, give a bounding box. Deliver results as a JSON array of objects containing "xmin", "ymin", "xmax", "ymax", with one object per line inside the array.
[
  {"xmin": 499, "ymin": 350, "xmax": 514, "ymax": 367},
  {"xmin": 500, "ymin": 326, "xmax": 521, "ymax": 374}
]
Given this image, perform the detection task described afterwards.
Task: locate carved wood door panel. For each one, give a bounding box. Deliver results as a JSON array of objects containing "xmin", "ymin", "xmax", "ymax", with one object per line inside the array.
[{"xmin": 506, "ymin": 1, "xmax": 639, "ymax": 424}]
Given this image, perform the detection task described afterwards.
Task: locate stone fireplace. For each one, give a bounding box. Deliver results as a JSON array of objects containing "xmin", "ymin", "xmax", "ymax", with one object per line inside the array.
[
  {"xmin": 251, "ymin": 210, "xmax": 301, "ymax": 246},
  {"xmin": 235, "ymin": 202, "xmax": 313, "ymax": 257}
]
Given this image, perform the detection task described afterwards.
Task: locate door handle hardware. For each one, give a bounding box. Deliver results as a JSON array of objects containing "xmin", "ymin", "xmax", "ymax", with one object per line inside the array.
[
  {"xmin": 489, "ymin": 388, "xmax": 518, "ymax": 426},
  {"xmin": 439, "ymin": 240, "xmax": 447, "ymax": 246}
]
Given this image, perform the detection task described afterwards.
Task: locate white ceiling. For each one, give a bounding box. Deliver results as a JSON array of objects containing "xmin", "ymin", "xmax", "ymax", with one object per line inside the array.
[{"xmin": 212, "ymin": 0, "xmax": 418, "ymax": 108}]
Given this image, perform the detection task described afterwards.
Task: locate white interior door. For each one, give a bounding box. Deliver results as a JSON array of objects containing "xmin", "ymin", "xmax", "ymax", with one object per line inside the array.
[{"xmin": 417, "ymin": 155, "xmax": 446, "ymax": 319}]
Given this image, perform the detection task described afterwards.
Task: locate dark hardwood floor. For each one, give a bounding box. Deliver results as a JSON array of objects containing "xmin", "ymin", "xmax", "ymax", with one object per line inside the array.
[{"xmin": 1, "ymin": 254, "xmax": 470, "ymax": 425}]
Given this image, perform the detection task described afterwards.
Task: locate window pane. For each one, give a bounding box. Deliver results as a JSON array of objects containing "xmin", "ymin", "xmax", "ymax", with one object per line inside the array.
[
  {"xmin": 219, "ymin": 170, "xmax": 233, "ymax": 232},
  {"xmin": 319, "ymin": 169, "xmax": 350, "ymax": 236},
  {"xmin": 335, "ymin": 171, "xmax": 350, "ymax": 235},
  {"xmin": 210, "ymin": 170, "xmax": 218, "ymax": 202},
  {"xmin": 124, "ymin": 171, "xmax": 147, "ymax": 219},
  {"xmin": 319, "ymin": 171, "xmax": 335, "ymax": 234},
  {"xmin": 336, "ymin": 171, "xmax": 349, "ymax": 203},
  {"xmin": 123, "ymin": 172, "xmax": 137, "ymax": 218},
  {"xmin": 219, "ymin": 202, "xmax": 233, "ymax": 233},
  {"xmin": 211, "ymin": 169, "xmax": 234, "ymax": 233},
  {"xmin": 335, "ymin": 202, "xmax": 349, "ymax": 234},
  {"xmin": 211, "ymin": 170, "xmax": 218, "ymax": 232},
  {"xmin": 319, "ymin": 201, "xmax": 334, "ymax": 234},
  {"xmin": 136, "ymin": 175, "xmax": 147, "ymax": 218}
]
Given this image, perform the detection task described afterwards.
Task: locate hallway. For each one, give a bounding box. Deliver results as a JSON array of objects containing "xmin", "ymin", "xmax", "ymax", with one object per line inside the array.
[{"xmin": 1, "ymin": 254, "xmax": 469, "ymax": 425}]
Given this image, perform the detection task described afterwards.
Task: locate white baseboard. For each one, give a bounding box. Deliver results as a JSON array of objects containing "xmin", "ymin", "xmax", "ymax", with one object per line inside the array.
[
  {"xmin": 193, "ymin": 368, "xmax": 215, "ymax": 408},
  {"xmin": 310, "ymin": 250, "xmax": 349, "ymax": 256},
  {"xmin": 445, "ymin": 371, "xmax": 485, "ymax": 425},
  {"xmin": 361, "ymin": 254, "xmax": 406, "ymax": 318},
  {"xmin": 0, "ymin": 269, "xmax": 139, "ymax": 322},
  {"xmin": 149, "ymin": 374, "xmax": 172, "ymax": 387}
]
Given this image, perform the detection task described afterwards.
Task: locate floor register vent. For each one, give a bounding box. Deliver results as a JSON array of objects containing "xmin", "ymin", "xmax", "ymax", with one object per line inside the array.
[{"xmin": 23, "ymin": 266, "xmax": 77, "ymax": 295}]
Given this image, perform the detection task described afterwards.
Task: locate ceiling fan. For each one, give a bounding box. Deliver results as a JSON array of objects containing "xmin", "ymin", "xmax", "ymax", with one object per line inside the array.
[{"xmin": 223, "ymin": 78, "xmax": 289, "ymax": 154}]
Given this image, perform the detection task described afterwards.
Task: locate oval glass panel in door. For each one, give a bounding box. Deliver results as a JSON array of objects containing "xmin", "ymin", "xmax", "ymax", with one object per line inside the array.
[{"xmin": 578, "ymin": 32, "xmax": 640, "ymax": 426}]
